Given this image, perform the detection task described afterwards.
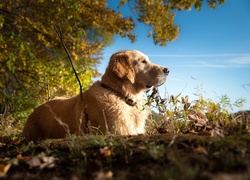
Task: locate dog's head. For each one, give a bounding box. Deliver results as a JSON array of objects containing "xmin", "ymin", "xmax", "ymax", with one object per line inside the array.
[{"xmin": 106, "ymin": 50, "xmax": 169, "ymax": 90}]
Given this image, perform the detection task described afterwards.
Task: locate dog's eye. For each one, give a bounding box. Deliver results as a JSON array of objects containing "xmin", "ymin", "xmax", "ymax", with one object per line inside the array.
[{"xmin": 142, "ymin": 59, "xmax": 147, "ymax": 64}]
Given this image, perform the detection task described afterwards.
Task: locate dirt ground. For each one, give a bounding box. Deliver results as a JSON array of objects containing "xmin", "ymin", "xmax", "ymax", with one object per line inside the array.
[{"xmin": 1, "ymin": 134, "xmax": 250, "ymax": 180}]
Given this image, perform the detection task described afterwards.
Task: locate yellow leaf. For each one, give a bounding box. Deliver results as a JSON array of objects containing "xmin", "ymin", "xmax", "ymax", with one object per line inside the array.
[
  {"xmin": 0, "ymin": 164, "xmax": 11, "ymax": 177},
  {"xmin": 17, "ymin": 154, "xmax": 30, "ymax": 160},
  {"xmin": 100, "ymin": 147, "xmax": 111, "ymax": 158}
]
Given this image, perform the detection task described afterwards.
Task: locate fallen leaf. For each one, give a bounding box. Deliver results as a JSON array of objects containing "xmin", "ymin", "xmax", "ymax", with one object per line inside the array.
[
  {"xmin": 17, "ymin": 154, "xmax": 30, "ymax": 160},
  {"xmin": 26, "ymin": 157, "xmax": 41, "ymax": 168},
  {"xmin": 0, "ymin": 163, "xmax": 11, "ymax": 177},
  {"xmin": 138, "ymin": 145, "xmax": 147, "ymax": 150},
  {"xmin": 194, "ymin": 146, "xmax": 208, "ymax": 155},
  {"xmin": 94, "ymin": 170, "xmax": 113, "ymax": 180},
  {"xmin": 100, "ymin": 147, "xmax": 111, "ymax": 158},
  {"xmin": 12, "ymin": 138, "xmax": 23, "ymax": 145},
  {"xmin": 26, "ymin": 154, "xmax": 56, "ymax": 169},
  {"xmin": 40, "ymin": 156, "xmax": 56, "ymax": 169}
]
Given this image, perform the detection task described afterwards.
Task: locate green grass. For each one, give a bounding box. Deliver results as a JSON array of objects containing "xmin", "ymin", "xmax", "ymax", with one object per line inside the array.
[
  {"xmin": 0, "ymin": 89, "xmax": 249, "ymax": 179},
  {"xmin": 1, "ymin": 134, "xmax": 250, "ymax": 179}
]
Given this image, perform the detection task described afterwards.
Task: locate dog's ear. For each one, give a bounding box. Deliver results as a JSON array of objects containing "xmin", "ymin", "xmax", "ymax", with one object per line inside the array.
[{"xmin": 110, "ymin": 52, "xmax": 135, "ymax": 83}]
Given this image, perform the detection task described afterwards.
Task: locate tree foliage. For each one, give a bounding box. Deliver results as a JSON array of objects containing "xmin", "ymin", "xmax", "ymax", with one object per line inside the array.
[
  {"xmin": 123, "ymin": 0, "xmax": 225, "ymax": 46},
  {"xmin": 0, "ymin": 0, "xmax": 225, "ymax": 121},
  {"xmin": 0, "ymin": 0, "xmax": 134, "ymax": 120}
]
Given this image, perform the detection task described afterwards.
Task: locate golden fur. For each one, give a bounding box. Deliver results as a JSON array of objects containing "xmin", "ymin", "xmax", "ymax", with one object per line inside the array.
[{"xmin": 23, "ymin": 50, "xmax": 169, "ymax": 141}]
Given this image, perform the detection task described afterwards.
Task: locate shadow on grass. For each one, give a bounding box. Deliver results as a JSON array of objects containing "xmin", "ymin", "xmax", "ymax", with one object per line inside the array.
[{"xmin": 1, "ymin": 134, "xmax": 250, "ymax": 180}]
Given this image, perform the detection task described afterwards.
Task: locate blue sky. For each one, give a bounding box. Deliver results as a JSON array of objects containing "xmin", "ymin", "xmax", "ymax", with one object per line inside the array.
[{"xmin": 98, "ymin": 0, "xmax": 250, "ymax": 112}]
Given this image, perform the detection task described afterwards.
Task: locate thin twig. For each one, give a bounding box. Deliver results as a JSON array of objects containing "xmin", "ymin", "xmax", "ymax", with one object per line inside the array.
[
  {"xmin": 54, "ymin": 25, "xmax": 83, "ymax": 101},
  {"xmin": 102, "ymin": 109, "xmax": 110, "ymax": 135}
]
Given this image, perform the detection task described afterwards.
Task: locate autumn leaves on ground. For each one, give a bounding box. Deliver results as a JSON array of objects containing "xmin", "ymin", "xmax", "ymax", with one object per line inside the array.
[
  {"xmin": 1, "ymin": 98, "xmax": 250, "ymax": 179},
  {"xmin": 1, "ymin": 132, "xmax": 250, "ymax": 179}
]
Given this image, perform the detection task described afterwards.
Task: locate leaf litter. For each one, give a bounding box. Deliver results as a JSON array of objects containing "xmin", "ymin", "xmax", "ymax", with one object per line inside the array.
[{"xmin": 1, "ymin": 133, "xmax": 250, "ymax": 179}]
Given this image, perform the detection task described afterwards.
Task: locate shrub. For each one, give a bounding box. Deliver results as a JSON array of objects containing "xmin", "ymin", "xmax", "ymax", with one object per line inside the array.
[{"xmin": 146, "ymin": 88, "xmax": 249, "ymax": 137}]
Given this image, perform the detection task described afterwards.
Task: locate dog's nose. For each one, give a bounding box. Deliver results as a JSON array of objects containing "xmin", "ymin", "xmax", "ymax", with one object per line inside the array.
[{"xmin": 163, "ymin": 68, "xmax": 170, "ymax": 75}]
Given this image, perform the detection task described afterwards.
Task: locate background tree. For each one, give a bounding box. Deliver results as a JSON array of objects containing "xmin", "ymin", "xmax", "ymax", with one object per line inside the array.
[
  {"xmin": 0, "ymin": 0, "xmax": 134, "ymax": 120},
  {"xmin": 0, "ymin": 0, "xmax": 225, "ymax": 121},
  {"xmin": 126, "ymin": 0, "xmax": 225, "ymax": 46}
]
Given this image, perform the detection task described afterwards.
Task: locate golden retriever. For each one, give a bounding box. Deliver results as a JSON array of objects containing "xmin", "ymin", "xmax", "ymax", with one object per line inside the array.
[{"xmin": 23, "ymin": 50, "xmax": 169, "ymax": 141}]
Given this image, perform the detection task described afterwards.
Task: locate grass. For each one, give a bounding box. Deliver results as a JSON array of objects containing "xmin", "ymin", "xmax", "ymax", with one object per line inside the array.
[
  {"xmin": 1, "ymin": 134, "xmax": 250, "ymax": 179},
  {"xmin": 0, "ymin": 89, "xmax": 250, "ymax": 179}
]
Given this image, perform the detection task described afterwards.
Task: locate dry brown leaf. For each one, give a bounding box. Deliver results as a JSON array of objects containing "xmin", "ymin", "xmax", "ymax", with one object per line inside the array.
[
  {"xmin": 194, "ymin": 146, "xmax": 208, "ymax": 155},
  {"xmin": 40, "ymin": 156, "xmax": 56, "ymax": 169},
  {"xmin": 17, "ymin": 154, "xmax": 30, "ymax": 160},
  {"xmin": 26, "ymin": 154, "xmax": 56, "ymax": 169},
  {"xmin": 211, "ymin": 127, "xmax": 225, "ymax": 138},
  {"xmin": 0, "ymin": 142, "xmax": 4, "ymax": 148},
  {"xmin": 138, "ymin": 145, "xmax": 147, "ymax": 150},
  {"xmin": 26, "ymin": 157, "xmax": 41, "ymax": 168},
  {"xmin": 94, "ymin": 170, "xmax": 113, "ymax": 180},
  {"xmin": 188, "ymin": 114, "xmax": 207, "ymax": 126}
]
